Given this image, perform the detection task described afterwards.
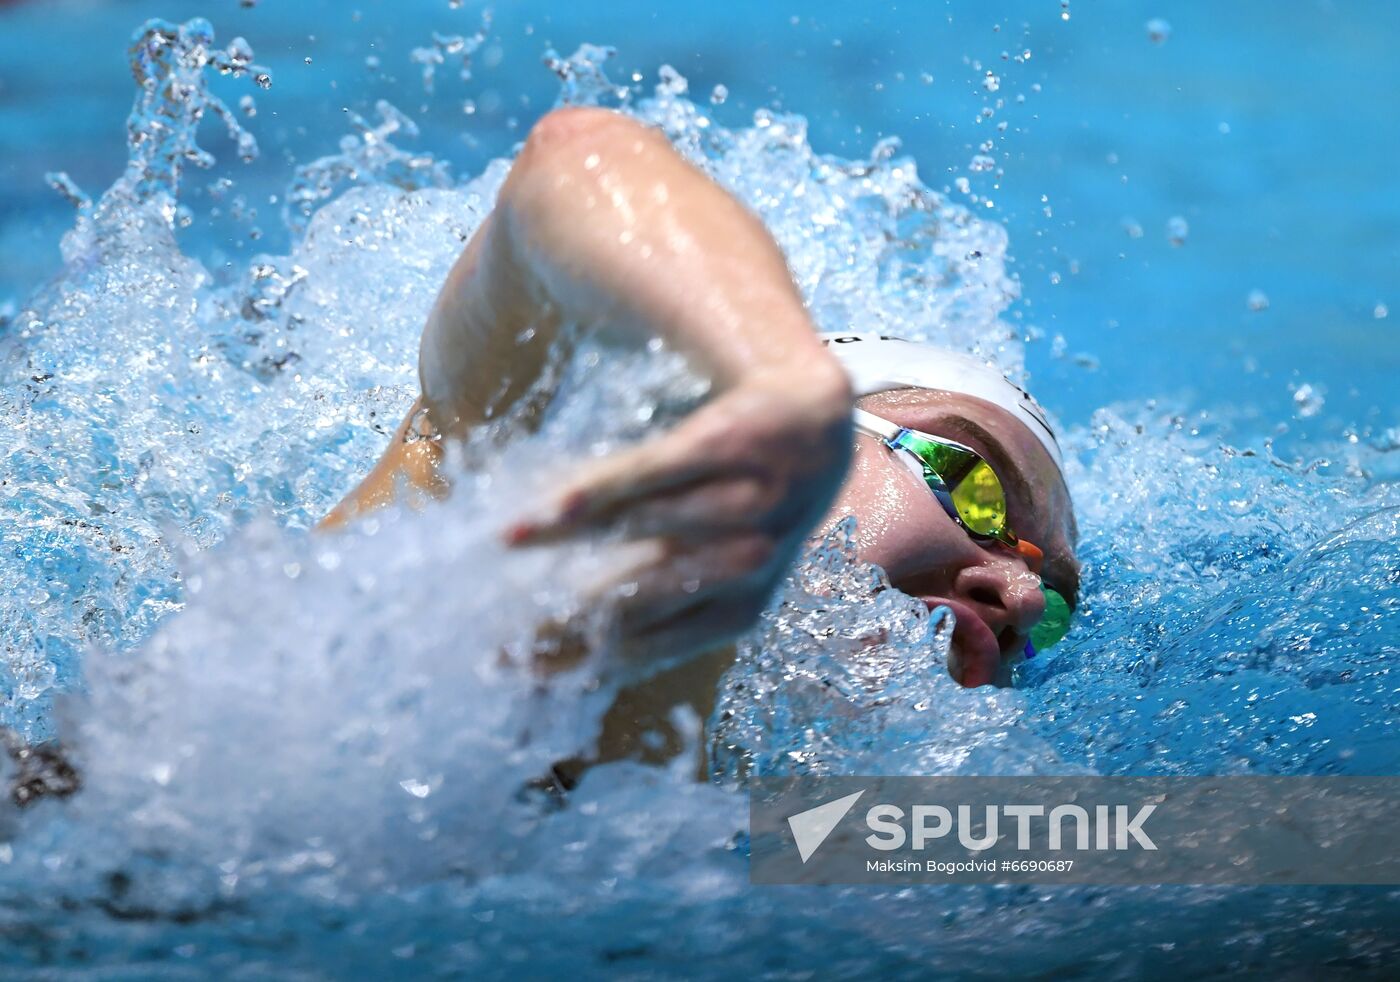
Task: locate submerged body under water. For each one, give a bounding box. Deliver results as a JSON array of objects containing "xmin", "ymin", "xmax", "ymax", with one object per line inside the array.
[{"xmin": 0, "ymin": 16, "xmax": 1397, "ymax": 979}]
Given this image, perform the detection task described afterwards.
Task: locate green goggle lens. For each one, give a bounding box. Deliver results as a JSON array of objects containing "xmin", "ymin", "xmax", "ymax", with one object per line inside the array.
[{"xmin": 1029, "ymin": 586, "xmax": 1072, "ymax": 651}]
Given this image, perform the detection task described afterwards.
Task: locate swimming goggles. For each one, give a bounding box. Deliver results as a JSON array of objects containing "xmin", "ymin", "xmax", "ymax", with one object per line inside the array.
[{"xmin": 852, "ymin": 408, "xmax": 1072, "ymax": 656}]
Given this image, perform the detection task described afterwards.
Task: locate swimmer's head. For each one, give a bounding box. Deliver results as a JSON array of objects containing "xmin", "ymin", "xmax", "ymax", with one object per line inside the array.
[{"xmin": 818, "ymin": 333, "xmax": 1078, "ymax": 688}]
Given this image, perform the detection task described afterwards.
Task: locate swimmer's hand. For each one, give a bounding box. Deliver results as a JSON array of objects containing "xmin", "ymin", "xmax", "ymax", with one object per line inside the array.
[{"xmin": 507, "ymin": 357, "xmax": 852, "ymax": 670}]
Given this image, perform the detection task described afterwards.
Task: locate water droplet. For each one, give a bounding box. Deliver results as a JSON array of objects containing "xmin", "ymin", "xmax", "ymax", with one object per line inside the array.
[
  {"xmin": 236, "ymin": 130, "xmax": 258, "ymax": 162},
  {"xmin": 710, "ymin": 83, "xmax": 729, "ymax": 105},
  {"xmin": 1166, "ymin": 215, "xmax": 1189, "ymax": 247},
  {"xmin": 1373, "ymin": 302, "xmax": 1389, "ymax": 319},
  {"xmin": 304, "ymin": 56, "xmax": 313, "ymax": 65},
  {"xmin": 1292, "ymin": 383, "xmax": 1324, "ymax": 418},
  {"xmin": 982, "ymin": 71, "xmax": 1000, "ymax": 92},
  {"xmin": 657, "ymin": 64, "xmax": 688, "ymax": 97},
  {"xmin": 255, "ymin": 72, "xmax": 272, "ymax": 89},
  {"xmin": 227, "ymin": 36, "xmax": 254, "ymax": 68},
  {"xmin": 399, "ymin": 778, "xmax": 432, "ymax": 798},
  {"xmin": 45, "ymin": 171, "xmax": 89, "ymax": 210},
  {"xmin": 1061, "ymin": 1, "xmax": 1071, "ymax": 21},
  {"xmin": 1246, "ymin": 289, "xmax": 1269, "ymax": 312},
  {"xmin": 1146, "ymin": 18, "xmax": 1172, "ymax": 44}
]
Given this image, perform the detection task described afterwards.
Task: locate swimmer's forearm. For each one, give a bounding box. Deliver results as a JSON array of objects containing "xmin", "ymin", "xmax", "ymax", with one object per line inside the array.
[
  {"xmin": 317, "ymin": 396, "xmax": 447, "ymax": 531},
  {"xmin": 419, "ymin": 107, "xmax": 841, "ymax": 433}
]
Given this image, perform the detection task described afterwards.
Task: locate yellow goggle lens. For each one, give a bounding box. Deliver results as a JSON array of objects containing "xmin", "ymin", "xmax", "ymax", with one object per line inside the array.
[{"xmin": 949, "ymin": 459, "xmax": 1008, "ymax": 537}]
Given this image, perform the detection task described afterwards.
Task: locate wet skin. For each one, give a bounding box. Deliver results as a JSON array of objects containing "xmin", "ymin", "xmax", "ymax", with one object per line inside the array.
[
  {"xmin": 823, "ymin": 387, "xmax": 1078, "ymax": 688},
  {"xmin": 570, "ymin": 385, "xmax": 1080, "ymax": 777}
]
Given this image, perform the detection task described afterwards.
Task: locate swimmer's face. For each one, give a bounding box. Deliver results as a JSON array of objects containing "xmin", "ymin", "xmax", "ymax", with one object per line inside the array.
[{"xmin": 818, "ymin": 388, "xmax": 1079, "ymax": 688}]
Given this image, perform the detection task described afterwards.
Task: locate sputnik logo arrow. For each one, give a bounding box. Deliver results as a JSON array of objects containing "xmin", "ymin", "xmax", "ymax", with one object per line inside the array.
[{"xmin": 787, "ymin": 790, "xmax": 865, "ymax": 863}]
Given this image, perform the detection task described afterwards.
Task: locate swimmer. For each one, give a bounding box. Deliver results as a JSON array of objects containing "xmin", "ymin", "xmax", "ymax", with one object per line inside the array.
[{"xmin": 323, "ymin": 107, "xmax": 1078, "ymax": 775}]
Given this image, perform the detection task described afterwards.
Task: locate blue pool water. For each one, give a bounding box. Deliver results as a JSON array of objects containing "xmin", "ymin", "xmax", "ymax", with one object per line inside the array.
[{"xmin": 0, "ymin": 1, "xmax": 1397, "ymax": 977}]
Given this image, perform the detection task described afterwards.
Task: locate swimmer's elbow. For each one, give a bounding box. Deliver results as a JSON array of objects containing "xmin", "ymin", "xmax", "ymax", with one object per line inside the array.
[{"xmin": 510, "ymin": 106, "xmax": 663, "ymax": 190}]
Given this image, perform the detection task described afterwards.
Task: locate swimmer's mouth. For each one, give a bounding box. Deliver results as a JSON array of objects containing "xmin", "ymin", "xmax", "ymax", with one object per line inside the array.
[{"xmin": 921, "ymin": 596, "xmax": 1001, "ymax": 688}]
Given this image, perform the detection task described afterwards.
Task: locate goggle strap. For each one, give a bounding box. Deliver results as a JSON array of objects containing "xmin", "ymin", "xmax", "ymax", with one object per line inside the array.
[
  {"xmin": 852, "ymin": 408, "xmax": 905, "ymax": 445},
  {"xmin": 896, "ymin": 447, "xmax": 932, "ymax": 484}
]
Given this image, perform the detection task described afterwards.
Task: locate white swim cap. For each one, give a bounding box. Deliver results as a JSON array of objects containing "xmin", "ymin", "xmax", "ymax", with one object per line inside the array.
[{"xmin": 820, "ymin": 332, "xmax": 1063, "ymax": 473}]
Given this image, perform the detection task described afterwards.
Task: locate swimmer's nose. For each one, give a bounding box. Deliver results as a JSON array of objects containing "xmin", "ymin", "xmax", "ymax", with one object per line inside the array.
[{"xmin": 952, "ymin": 556, "xmax": 1045, "ymax": 654}]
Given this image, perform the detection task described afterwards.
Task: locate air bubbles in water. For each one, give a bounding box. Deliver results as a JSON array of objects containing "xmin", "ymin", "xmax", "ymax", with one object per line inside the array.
[
  {"xmin": 255, "ymin": 72, "xmax": 272, "ymax": 89},
  {"xmin": 1061, "ymin": 1, "xmax": 1071, "ymax": 22},
  {"xmin": 239, "ymin": 94, "xmax": 256, "ymax": 117},
  {"xmin": 1247, "ymin": 289, "xmax": 1270, "ymax": 311},
  {"xmin": 710, "ymin": 83, "xmax": 729, "ymax": 105},
  {"xmin": 1146, "ymin": 18, "xmax": 1172, "ymax": 44}
]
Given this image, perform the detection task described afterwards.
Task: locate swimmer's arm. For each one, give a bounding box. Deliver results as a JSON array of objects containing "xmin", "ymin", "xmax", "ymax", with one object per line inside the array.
[
  {"xmin": 324, "ymin": 106, "xmax": 847, "ymax": 528},
  {"xmin": 419, "ymin": 105, "xmax": 843, "ymax": 433},
  {"xmin": 319, "ymin": 396, "xmax": 445, "ymax": 530}
]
